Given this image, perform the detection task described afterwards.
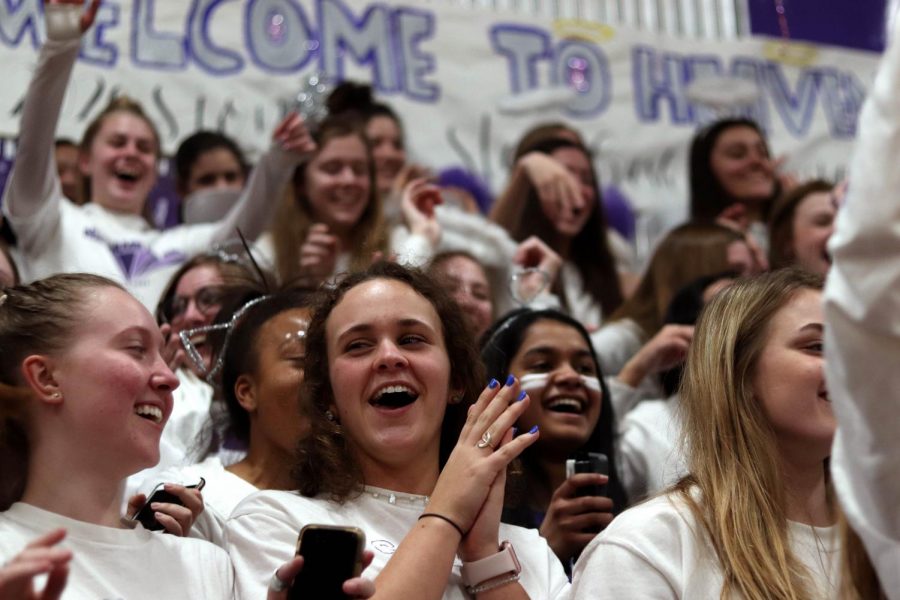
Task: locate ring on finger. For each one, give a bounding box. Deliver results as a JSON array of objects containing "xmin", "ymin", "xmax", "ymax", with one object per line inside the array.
[
  {"xmin": 476, "ymin": 429, "xmax": 495, "ymax": 449},
  {"xmin": 268, "ymin": 570, "xmax": 289, "ymax": 593}
]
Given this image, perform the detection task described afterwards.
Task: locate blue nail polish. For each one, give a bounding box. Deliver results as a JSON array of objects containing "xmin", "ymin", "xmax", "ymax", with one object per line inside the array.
[
  {"xmin": 488, "ymin": 378, "xmax": 499, "ymax": 389},
  {"xmin": 505, "ymin": 374, "xmax": 515, "ymax": 387},
  {"xmin": 517, "ymin": 390, "xmax": 527, "ymax": 401},
  {"xmin": 529, "ymin": 425, "xmax": 539, "ymax": 434},
  {"xmin": 511, "ymin": 427, "xmax": 518, "ymax": 436}
]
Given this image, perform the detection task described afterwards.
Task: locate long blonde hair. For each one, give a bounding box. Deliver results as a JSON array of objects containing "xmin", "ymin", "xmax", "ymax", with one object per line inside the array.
[
  {"xmin": 674, "ymin": 268, "xmax": 825, "ymax": 600},
  {"xmin": 270, "ymin": 116, "xmax": 386, "ymax": 285}
]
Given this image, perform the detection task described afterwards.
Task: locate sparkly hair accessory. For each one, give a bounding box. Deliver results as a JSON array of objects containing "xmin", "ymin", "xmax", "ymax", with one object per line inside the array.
[
  {"xmin": 179, "ymin": 229, "xmax": 276, "ymax": 382},
  {"xmin": 180, "ymin": 295, "xmax": 273, "ymax": 383},
  {"xmin": 294, "ymin": 73, "xmax": 334, "ymax": 133}
]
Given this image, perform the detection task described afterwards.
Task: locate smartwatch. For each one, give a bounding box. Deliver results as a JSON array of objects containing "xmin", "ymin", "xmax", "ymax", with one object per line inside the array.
[{"xmin": 461, "ymin": 540, "xmax": 522, "ymax": 593}]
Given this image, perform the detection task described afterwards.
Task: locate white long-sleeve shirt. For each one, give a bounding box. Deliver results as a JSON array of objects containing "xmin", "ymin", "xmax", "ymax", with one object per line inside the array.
[
  {"xmin": 823, "ymin": 16, "xmax": 900, "ymax": 599},
  {"xmin": 2, "ymin": 7, "xmax": 300, "ymax": 308}
]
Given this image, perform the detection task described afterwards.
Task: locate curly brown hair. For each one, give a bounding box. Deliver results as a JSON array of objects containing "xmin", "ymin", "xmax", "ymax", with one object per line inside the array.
[{"xmin": 293, "ymin": 262, "xmax": 485, "ymax": 501}]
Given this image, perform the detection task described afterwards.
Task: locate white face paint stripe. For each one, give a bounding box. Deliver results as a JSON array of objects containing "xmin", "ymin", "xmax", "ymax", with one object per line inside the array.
[
  {"xmin": 518, "ymin": 372, "xmax": 602, "ymax": 393},
  {"xmin": 582, "ymin": 376, "xmax": 601, "ymax": 393},
  {"xmin": 519, "ymin": 373, "xmax": 549, "ymax": 390}
]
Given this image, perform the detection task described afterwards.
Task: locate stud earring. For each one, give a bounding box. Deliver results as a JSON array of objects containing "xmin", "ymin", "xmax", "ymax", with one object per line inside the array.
[
  {"xmin": 51, "ymin": 392, "xmax": 61, "ymax": 400},
  {"xmin": 325, "ymin": 410, "xmax": 337, "ymax": 422},
  {"xmin": 449, "ymin": 394, "xmax": 463, "ymax": 405}
]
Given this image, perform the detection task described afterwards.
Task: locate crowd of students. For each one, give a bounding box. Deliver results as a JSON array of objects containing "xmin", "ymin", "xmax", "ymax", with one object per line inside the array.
[{"xmin": 0, "ymin": 1, "xmax": 896, "ymax": 599}]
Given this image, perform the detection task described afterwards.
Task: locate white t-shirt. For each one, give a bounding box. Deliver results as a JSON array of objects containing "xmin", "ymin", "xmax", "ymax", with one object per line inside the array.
[
  {"xmin": 159, "ymin": 455, "xmax": 258, "ymax": 548},
  {"xmin": 225, "ymin": 486, "xmax": 570, "ymax": 600},
  {"xmin": 569, "ymin": 493, "xmax": 840, "ymax": 599},
  {"xmin": 616, "ymin": 396, "xmax": 686, "ymax": 501},
  {"xmin": 0, "ymin": 502, "xmax": 234, "ymax": 599}
]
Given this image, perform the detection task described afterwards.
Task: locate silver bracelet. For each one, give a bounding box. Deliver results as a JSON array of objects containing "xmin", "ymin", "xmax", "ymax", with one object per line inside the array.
[{"xmin": 465, "ymin": 572, "xmax": 521, "ymax": 596}]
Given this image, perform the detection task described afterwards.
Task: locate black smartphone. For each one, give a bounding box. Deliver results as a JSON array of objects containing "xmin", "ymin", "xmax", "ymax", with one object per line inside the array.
[
  {"xmin": 288, "ymin": 524, "xmax": 366, "ymax": 600},
  {"xmin": 566, "ymin": 452, "xmax": 609, "ymax": 497},
  {"xmin": 130, "ymin": 478, "xmax": 205, "ymax": 532}
]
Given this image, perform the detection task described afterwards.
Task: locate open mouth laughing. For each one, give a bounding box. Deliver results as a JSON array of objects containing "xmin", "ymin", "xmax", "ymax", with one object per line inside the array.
[{"xmin": 369, "ymin": 384, "xmax": 420, "ymax": 409}]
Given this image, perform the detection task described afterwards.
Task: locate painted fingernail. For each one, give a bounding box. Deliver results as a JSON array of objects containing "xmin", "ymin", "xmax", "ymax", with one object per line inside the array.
[
  {"xmin": 505, "ymin": 374, "xmax": 515, "ymax": 387},
  {"xmin": 529, "ymin": 425, "xmax": 539, "ymax": 434},
  {"xmin": 517, "ymin": 390, "xmax": 527, "ymax": 401},
  {"xmin": 488, "ymin": 378, "xmax": 499, "ymax": 389},
  {"xmin": 511, "ymin": 427, "xmax": 518, "ymax": 436}
]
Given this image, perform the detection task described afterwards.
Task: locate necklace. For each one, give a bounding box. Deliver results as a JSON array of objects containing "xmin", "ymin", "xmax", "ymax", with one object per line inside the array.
[
  {"xmin": 364, "ymin": 486, "xmax": 430, "ymax": 508},
  {"xmin": 804, "ymin": 521, "xmax": 836, "ymax": 592}
]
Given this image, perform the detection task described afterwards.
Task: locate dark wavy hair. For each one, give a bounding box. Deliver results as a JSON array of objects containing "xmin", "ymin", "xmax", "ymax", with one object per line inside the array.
[
  {"xmin": 293, "ymin": 261, "xmax": 485, "ymax": 501},
  {"xmin": 689, "ymin": 117, "xmax": 778, "ymax": 222},
  {"xmin": 493, "ymin": 137, "xmax": 623, "ymax": 318},
  {"xmin": 480, "ymin": 308, "xmax": 628, "ymax": 517}
]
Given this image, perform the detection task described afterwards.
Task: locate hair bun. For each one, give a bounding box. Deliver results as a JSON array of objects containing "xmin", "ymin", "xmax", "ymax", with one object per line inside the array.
[{"xmin": 327, "ymin": 81, "xmax": 375, "ymax": 116}]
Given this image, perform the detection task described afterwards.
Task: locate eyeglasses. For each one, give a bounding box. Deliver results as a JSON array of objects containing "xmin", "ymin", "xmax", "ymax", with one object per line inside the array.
[
  {"xmin": 166, "ymin": 286, "xmax": 226, "ymax": 321},
  {"xmin": 180, "ymin": 295, "xmax": 277, "ymax": 383}
]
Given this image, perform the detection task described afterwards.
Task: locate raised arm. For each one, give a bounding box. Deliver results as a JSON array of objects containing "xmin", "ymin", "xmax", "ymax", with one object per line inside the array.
[
  {"xmin": 2, "ymin": 1, "xmax": 99, "ymax": 225},
  {"xmin": 824, "ymin": 17, "xmax": 900, "ymax": 594},
  {"xmin": 209, "ymin": 113, "xmax": 315, "ymax": 243}
]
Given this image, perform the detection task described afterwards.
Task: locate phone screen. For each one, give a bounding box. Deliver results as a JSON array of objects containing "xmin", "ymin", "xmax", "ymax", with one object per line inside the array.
[{"xmin": 289, "ymin": 526, "xmax": 364, "ymax": 600}]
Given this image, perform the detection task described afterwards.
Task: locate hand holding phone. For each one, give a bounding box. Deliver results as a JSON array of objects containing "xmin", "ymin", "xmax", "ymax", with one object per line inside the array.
[
  {"xmin": 288, "ymin": 525, "xmax": 365, "ymax": 600},
  {"xmin": 540, "ymin": 454, "xmax": 614, "ymax": 561},
  {"xmin": 129, "ymin": 478, "xmax": 205, "ymax": 533},
  {"xmin": 565, "ymin": 452, "xmax": 609, "ymax": 497}
]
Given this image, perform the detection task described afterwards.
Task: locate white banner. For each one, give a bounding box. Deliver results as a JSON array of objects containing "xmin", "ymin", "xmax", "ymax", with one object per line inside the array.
[{"xmin": 0, "ymin": 0, "xmax": 879, "ymax": 226}]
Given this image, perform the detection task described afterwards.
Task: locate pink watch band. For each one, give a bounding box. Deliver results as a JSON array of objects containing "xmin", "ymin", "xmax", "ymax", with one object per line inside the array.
[{"xmin": 460, "ymin": 541, "xmax": 522, "ymax": 587}]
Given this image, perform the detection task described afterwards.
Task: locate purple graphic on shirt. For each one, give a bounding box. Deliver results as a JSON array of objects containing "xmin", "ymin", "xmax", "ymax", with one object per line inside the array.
[{"xmin": 85, "ymin": 229, "xmax": 186, "ymax": 281}]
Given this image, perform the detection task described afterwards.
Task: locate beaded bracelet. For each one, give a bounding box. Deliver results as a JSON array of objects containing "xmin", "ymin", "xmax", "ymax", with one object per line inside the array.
[{"xmin": 465, "ymin": 572, "xmax": 521, "ymax": 595}]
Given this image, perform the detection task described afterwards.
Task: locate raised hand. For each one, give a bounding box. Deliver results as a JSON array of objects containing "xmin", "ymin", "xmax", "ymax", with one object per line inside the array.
[
  {"xmin": 44, "ymin": 0, "xmax": 102, "ymax": 37},
  {"xmin": 0, "ymin": 529, "xmax": 71, "ymax": 600},
  {"xmin": 425, "ymin": 377, "xmax": 539, "ymax": 560},
  {"xmin": 272, "ymin": 113, "xmax": 316, "ymax": 158},
  {"xmin": 298, "ymin": 223, "xmax": 340, "ymax": 286},
  {"xmin": 618, "ymin": 324, "xmax": 694, "ymax": 389},
  {"xmin": 514, "ymin": 236, "xmax": 563, "ymax": 285},
  {"xmin": 518, "ymin": 152, "xmax": 584, "ymax": 227},
  {"xmin": 400, "ymin": 177, "xmax": 443, "ymax": 246}
]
